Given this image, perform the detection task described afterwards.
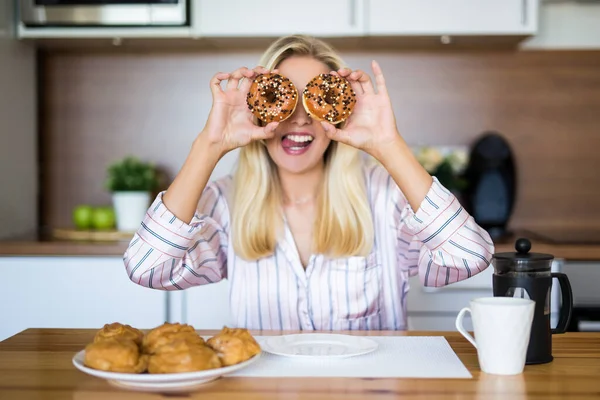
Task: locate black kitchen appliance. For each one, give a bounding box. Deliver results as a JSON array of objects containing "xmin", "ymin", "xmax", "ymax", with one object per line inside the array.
[
  {"xmin": 492, "ymin": 238, "xmax": 573, "ymax": 364},
  {"xmin": 463, "ymin": 132, "xmax": 516, "ymax": 240}
]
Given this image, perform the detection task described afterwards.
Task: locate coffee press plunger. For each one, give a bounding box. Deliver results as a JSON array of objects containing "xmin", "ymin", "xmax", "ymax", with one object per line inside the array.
[{"xmin": 491, "ymin": 238, "xmax": 573, "ymax": 364}]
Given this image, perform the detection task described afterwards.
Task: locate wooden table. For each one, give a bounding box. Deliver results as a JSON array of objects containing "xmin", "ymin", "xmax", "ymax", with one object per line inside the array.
[{"xmin": 1, "ymin": 329, "xmax": 599, "ymax": 399}]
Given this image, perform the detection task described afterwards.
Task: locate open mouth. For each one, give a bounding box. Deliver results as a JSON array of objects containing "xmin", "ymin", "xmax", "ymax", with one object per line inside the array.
[{"xmin": 281, "ymin": 133, "xmax": 314, "ymax": 155}]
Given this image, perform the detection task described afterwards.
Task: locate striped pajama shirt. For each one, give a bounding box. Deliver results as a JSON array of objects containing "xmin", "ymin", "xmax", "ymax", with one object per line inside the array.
[{"xmin": 124, "ymin": 162, "xmax": 494, "ymax": 331}]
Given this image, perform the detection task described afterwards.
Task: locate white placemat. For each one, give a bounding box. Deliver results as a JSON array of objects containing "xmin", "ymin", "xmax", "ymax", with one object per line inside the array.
[{"xmin": 228, "ymin": 336, "xmax": 472, "ymax": 379}]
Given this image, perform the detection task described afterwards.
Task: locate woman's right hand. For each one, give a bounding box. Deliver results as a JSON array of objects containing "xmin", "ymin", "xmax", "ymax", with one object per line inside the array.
[{"xmin": 200, "ymin": 66, "xmax": 279, "ymax": 157}]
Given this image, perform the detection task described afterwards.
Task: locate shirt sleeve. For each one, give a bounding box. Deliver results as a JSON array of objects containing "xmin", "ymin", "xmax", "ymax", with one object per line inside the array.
[
  {"xmin": 391, "ymin": 175, "xmax": 495, "ymax": 287},
  {"xmin": 123, "ymin": 180, "xmax": 229, "ymax": 290}
]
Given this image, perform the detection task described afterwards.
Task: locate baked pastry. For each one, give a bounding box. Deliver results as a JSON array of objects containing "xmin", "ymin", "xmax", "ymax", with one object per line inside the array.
[
  {"xmin": 206, "ymin": 327, "xmax": 261, "ymax": 366},
  {"xmin": 142, "ymin": 322, "xmax": 204, "ymax": 354},
  {"xmin": 147, "ymin": 340, "xmax": 222, "ymax": 374},
  {"xmin": 302, "ymin": 73, "xmax": 356, "ymax": 124},
  {"xmin": 246, "ymin": 73, "xmax": 298, "ymax": 123},
  {"xmin": 93, "ymin": 322, "xmax": 144, "ymax": 347},
  {"xmin": 84, "ymin": 338, "xmax": 148, "ymax": 373}
]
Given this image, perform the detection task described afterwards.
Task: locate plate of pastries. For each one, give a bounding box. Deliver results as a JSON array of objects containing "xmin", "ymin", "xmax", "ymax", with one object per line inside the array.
[{"xmin": 72, "ymin": 322, "xmax": 261, "ymax": 391}]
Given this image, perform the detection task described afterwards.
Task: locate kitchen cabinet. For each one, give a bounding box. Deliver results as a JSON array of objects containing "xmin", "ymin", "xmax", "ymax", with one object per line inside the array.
[
  {"xmin": 0, "ymin": 257, "xmax": 167, "ymax": 342},
  {"xmin": 0, "ymin": 254, "xmax": 569, "ymax": 341},
  {"xmin": 407, "ymin": 259, "xmax": 564, "ymax": 331},
  {"xmin": 183, "ymin": 281, "xmax": 233, "ymax": 329},
  {"xmin": 192, "ymin": 0, "xmax": 365, "ymax": 37},
  {"xmin": 16, "ymin": 0, "xmax": 539, "ymax": 40},
  {"xmin": 405, "ymin": 267, "xmax": 494, "ymax": 331},
  {"xmin": 175, "ymin": 262, "xmax": 496, "ymax": 332},
  {"xmin": 563, "ymin": 261, "xmax": 600, "ymax": 332},
  {"xmin": 366, "ymin": 0, "xmax": 538, "ymax": 36}
]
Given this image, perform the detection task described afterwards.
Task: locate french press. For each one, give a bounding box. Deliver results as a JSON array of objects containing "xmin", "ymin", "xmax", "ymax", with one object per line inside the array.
[{"xmin": 491, "ymin": 238, "xmax": 573, "ymax": 364}]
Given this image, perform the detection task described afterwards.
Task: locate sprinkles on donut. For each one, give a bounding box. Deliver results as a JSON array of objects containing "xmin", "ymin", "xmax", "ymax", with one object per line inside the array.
[
  {"xmin": 302, "ymin": 74, "xmax": 356, "ymax": 124},
  {"xmin": 246, "ymin": 73, "xmax": 298, "ymax": 123}
]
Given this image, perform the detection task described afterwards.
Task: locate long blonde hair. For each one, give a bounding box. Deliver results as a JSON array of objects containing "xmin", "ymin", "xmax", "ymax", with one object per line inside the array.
[{"xmin": 232, "ymin": 35, "xmax": 374, "ymax": 260}]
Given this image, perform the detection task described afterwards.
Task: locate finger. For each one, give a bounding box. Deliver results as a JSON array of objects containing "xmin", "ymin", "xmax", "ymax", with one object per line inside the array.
[
  {"xmin": 320, "ymin": 121, "xmax": 348, "ymax": 144},
  {"xmin": 253, "ymin": 66, "xmax": 269, "ymax": 75},
  {"xmin": 226, "ymin": 67, "xmax": 247, "ymax": 90},
  {"xmin": 239, "ymin": 68, "xmax": 258, "ymax": 93},
  {"xmin": 337, "ymin": 69, "xmax": 363, "ymax": 95},
  {"xmin": 329, "ymin": 70, "xmax": 339, "ymax": 77},
  {"xmin": 242, "ymin": 68, "xmax": 256, "ymax": 78},
  {"xmin": 350, "ymin": 69, "xmax": 375, "ymax": 95},
  {"xmin": 346, "ymin": 74, "xmax": 364, "ymax": 96},
  {"xmin": 337, "ymin": 67, "xmax": 352, "ymax": 77},
  {"xmin": 210, "ymin": 72, "xmax": 230, "ymax": 97},
  {"xmin": 372, "ymin": 60, "xmax": 388, "ymax": 96},
  {"xmin": 252, "ymin": 122, "xmax": 279, "ymax": 141}
]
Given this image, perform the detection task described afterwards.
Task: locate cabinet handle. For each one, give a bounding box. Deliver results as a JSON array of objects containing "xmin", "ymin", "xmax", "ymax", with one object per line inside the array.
[
  {"xmin": 349, "ymin": 0, "xmax": 356, "ymax": 27},
  {"xmin": 521, "ymin": 0, "xmax": 528, "ymax": 26}
]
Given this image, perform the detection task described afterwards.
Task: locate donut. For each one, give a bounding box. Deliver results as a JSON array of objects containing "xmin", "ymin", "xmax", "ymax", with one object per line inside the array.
[
  {"xmin": 246, "ymin": 73, "xmax": 298, "ymax": 123},
  {"xmin": 302, "ymin": 74, "xmax": 356, "ymax": 124}
]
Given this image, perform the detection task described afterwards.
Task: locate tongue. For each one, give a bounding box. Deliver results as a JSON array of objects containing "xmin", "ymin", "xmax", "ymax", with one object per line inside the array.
[{"xmin": 282, "ymin": 138, "xmax": 311, "ymax": 148}]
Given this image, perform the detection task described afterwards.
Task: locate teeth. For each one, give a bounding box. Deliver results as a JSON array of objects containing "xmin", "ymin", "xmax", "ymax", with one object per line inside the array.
[{"xmin": 287, "ymin": 135, "xmax": 314, "ymax": 143}]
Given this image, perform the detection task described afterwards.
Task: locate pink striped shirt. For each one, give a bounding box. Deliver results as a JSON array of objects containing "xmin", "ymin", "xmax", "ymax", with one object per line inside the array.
[{"xmin": 124, "ymin": 162, "xmax": 494, "ymax": 331}]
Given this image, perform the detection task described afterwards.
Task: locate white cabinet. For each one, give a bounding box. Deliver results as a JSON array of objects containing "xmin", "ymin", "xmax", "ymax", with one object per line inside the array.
[
  {"xmin": 0, "ymin": 257, "xmax": 167, "ymax": 342},
  {"xmin": 406, "ymin": 267, "xmax": 494, "ymax": 331},
  {"xmin": 407, "ymin": 259, "xmax": 564, "ymax": 331},
  {"xmin": 367, "ymin": 0, "xmax": 538, "ymax": 36},
  {"xmin": 192, "ymin": 0, "xmax": 365, "ymax": 37},
  {"xmin": 16, "ymin": 0, "xmax": 540, "ymax": 40},
  {"xmin": 181, "ymin": 281, "xmax": 233, "ymax": 329}
]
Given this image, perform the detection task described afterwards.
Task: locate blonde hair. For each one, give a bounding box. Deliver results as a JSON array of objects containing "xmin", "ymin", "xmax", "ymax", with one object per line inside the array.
[{"xmin": 232, "ymin": 35, "xmax": 374, "ymax": 260}]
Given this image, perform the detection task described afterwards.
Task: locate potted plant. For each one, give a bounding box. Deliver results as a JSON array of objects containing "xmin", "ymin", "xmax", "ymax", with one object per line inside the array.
[
  {"xmin": 414, "ymin": 146, "xmax": 469, "ymax": 196},
  {"xmin": 105, "ymin": 156, "xmax": 159, "ymax": 232}
]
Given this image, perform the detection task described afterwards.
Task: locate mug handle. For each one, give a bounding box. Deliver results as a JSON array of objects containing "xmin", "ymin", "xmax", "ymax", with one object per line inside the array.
[
  {"xmin": 455, "ymin": 307, "xmax": 477, "ymax": 348},
  {"xmin": 551, "ymin": 272, "xmax": 573, "ymax": 334}
]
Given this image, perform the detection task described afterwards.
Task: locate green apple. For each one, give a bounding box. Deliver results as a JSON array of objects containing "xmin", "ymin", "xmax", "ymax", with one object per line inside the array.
[
  {"xmin": 72, "ymin": 205, "xmax": 93, "ymax": 230},
  {"xmin": 91, "ymin": 207, "xmax": 116, "ymax": 230}
]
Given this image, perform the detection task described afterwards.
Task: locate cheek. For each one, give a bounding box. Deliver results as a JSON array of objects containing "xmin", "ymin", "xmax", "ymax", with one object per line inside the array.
[
  {"xmin": 314, "ymin": 124, "xmax": 330, "ymax": 143},
  {"xmin": 265, "ymin": 137, "xmax": 279, "ymax": 154}
]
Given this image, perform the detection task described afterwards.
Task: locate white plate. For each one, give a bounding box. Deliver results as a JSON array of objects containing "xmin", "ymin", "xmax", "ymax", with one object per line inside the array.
[
  {"xmin": 72, "ymin": 350, "xmax": 260, "ymax": 392},
  {"xmin": 261, "ymin": 333, "xmax": 378, "ymax": 359}
]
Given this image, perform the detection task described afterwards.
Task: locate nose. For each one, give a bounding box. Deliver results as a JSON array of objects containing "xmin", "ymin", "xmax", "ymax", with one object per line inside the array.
[{"xmin": 288, "ymin": 101, "xmax": 312, "ymax": 126}]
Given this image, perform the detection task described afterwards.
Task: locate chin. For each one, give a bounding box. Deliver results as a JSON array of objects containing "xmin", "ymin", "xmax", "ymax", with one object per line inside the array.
[
  {"xmin": 267, "ymin": 141, "xmax": 330, "ymax": 175},
  {"xmin": 272, "ymin": 152, "xmax": 323, "ymax": 175}
]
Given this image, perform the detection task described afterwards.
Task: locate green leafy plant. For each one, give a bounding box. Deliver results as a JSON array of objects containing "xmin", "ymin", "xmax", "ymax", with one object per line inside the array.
[
  {"xmin": 105, "ymin": 156, "xmax": 159, "ymax": 192},
  {"xmin": 414, "ymin": 146, "xmax": 469, "ymax": 193}
]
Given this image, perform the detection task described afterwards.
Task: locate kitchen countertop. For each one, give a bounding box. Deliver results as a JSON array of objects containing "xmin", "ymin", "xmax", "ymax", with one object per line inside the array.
[
  {"xmin": 0, "ymin": 238, "xmax": 599, "ymax": 260},
  {"xmin": 0, "ymin": 239, "xmax": 129, "ymax": 256},
  {"xmin": 1, "ymin": 235, "xmax": 600, "ymax": 260},
  {"xmin": 1, "ymin": 328, "xmax": 599, "ymax": 399}
]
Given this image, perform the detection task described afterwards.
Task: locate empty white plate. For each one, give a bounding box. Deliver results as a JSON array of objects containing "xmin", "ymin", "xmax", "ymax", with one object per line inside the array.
[
  {"xmin": 261, "ymin": 334, "xmax": 378, "ymax": 359},
  {"xmin": 72, "ymin": 350, "xmax": 261, "ymax": 392}
]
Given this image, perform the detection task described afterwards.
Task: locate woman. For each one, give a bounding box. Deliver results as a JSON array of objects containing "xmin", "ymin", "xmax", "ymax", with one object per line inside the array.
[{"xmin": 124, "ymin": 35, "xmax": 494, "ymax": 331}]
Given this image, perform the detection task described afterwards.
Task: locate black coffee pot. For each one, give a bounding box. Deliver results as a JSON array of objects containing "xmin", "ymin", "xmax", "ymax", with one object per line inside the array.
[{"xmin": 491, "ymin": 238, "xmax": 573, "ymax": 364}]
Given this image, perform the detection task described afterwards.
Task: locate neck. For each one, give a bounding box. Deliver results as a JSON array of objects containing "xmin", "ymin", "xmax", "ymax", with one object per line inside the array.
[{"xmin": 278, "ymin": 163, "xmax": 325, "ymax": 206}]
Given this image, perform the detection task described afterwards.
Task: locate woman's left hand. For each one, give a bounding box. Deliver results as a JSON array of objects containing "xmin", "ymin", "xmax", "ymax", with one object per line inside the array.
[{"xmin": 320, "ymin": 60, "xmax": 400, "ymax": 159}]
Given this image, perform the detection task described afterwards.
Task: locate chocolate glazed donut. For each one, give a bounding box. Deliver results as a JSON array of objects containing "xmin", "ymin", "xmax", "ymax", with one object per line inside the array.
[
  {"xmin": 246, "ymin": 73, "xmax": 298, "ymax": 123},
  {"xmin": 302, "ymin": 74, "xmax": 356, "ymax": 124}
]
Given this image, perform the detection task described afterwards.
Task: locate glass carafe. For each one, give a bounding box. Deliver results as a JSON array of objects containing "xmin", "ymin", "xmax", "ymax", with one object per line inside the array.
[{"xmin": 491, "ymin": 238, "xmax": 573, "ymax": 364}]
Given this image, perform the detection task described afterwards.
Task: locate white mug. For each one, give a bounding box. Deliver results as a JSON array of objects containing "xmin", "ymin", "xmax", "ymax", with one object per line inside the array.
[{"xmin": 455, "ymin": 297, "xmax": 535, "ymax": 375}]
